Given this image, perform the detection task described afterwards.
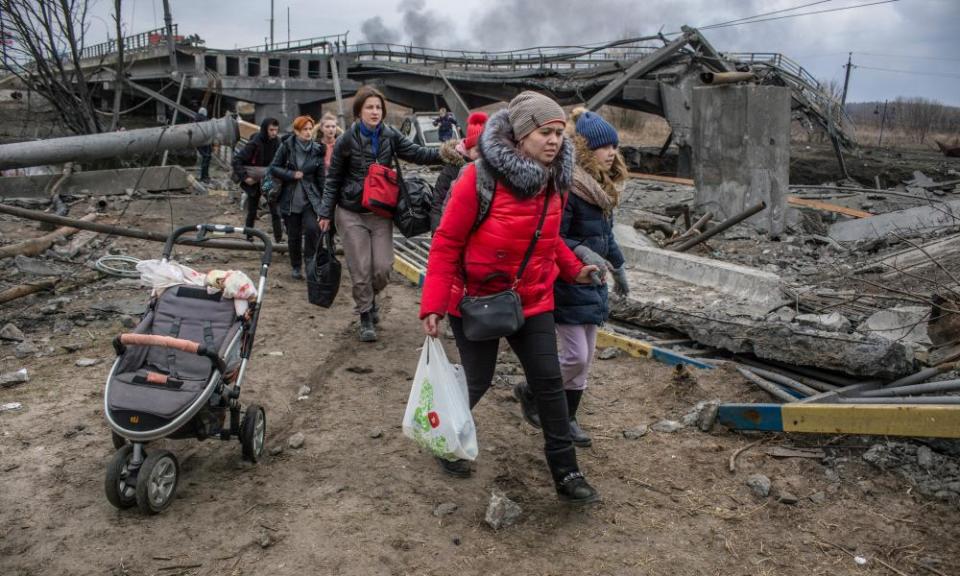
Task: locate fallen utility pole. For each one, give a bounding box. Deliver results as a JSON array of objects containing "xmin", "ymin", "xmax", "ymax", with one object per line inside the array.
[
  {"xmin": 0, "ymin": 213, "xmax": 97, "ymax": 259},
  {"xmin": 672, "ymin": 201, "xmax": 766, "ymax": 252},
  {"xmin": 0, "ymin": 116, "xmax": 238, "ymax": 171},
  {"xmin": 0, "ymin": 204, "xmax": 286, "ymax": 253}
]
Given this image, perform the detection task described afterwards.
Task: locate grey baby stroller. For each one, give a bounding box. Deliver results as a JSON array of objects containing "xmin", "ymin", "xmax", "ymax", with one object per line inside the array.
[{"xmin": 103, "ymin": 224, "xmax": 271, "ymax": 514}]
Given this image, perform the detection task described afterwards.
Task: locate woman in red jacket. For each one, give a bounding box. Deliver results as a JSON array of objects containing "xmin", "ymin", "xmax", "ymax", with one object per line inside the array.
[{"xmin": 420, "ymin": 92, "xmax": 602, "ymax": 505}]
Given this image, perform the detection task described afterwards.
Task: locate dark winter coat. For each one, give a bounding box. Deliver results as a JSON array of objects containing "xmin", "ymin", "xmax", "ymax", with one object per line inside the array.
[
  {"xmin": 553, "ymin": 134, "xmax": 628, "ymax": 326},
  {"xmin": 433, "ymin": 113, "xmax": 459, "ymax": 141},
  {"xmin": 420, "ymin": 109, "xmax": 583, "ymax": 320},
  {"xmin": 317, "ymin": 121, "xmax": 441, "ymax": 220},
  {"xmin": 430, "ymin": 140, "xmax": 467, "ymax": 233},
  {"xmin": 231, "ymin": 118, "xmax": 281, "ymax": 184},
  {"xmin": 269, "ymin": 136, "xmax": 326, "ymax": 217}
]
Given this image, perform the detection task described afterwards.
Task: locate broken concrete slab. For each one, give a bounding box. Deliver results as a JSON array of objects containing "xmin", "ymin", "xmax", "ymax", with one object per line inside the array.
[
  {"xmin": 0, "ymin": 166, "xmax": 191, "ymax": 200},
  {"xmin": 14, "ymin": 255, "xmax": 67, "ymax": 277},
  {"xmin": 90, "ymin": 297, "xmax": 148, "ymax": 317},
  {"xmin": 615, "ymin": 224, "xmax": 788, "ymax": 313},
  {"xmin": 612, "ymin": 294, "xmax": 919, "ymax": 378},
  {"xmin": 829, "ymin": 200, "xmax": 960, "ymax": 242},
  {"xmin": 796, "ymin": 312, "xmax": 851, "ymax": 333},
  {"xmin": 1, "ymin": 323, "xmax": 25, "ymax": 341},
  {"xmin": 858, "ymin": 306, "xmax": 933, "ymax": 347}
]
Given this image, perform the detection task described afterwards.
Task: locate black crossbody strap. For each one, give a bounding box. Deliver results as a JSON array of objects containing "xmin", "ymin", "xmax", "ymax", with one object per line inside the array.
[
  {"xmin": 392, "ymin": 139, "xmax": 412, "ymax": 208},
  {"xmin": 513, "ymin": 189, "xmax": 551, "ymax": 286}
]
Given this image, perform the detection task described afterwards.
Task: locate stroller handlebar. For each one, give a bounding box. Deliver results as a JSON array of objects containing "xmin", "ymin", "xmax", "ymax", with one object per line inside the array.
[
  {"xmin": 114, "ymin": 334, "xmax": 228, "ymax": 375},
  {"xmin": 162, "ymin": 224, "xmax": 273, "ymax": 267}
]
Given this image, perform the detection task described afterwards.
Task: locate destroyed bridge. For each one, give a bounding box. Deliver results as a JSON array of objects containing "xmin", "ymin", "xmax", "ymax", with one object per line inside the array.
[{"xmin": 60, "ymin": 24, "xmax": 852, "ymax": 176}]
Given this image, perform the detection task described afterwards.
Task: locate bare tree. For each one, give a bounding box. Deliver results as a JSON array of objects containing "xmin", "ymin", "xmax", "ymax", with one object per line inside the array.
[
  {"xmin": 895, "ymin": 96, "xmax": 945, "ymax": 144},
  {"xmin": 0, "ymin": 0, "xmax": 103, "ymax": 134},
  {"xmin": 109, "ymin": 0, "xmax": 123, "ymax": 131}
]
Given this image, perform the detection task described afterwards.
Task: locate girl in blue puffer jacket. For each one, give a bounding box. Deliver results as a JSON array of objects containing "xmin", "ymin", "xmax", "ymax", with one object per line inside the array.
[{"xmin": 553, "ymin": 107, "xmax": 631, "ymax": 447}]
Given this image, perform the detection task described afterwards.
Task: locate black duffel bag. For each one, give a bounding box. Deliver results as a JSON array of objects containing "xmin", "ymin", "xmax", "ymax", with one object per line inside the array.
[
  {"xmin": 306, "ymin": 232, "xmax": 341, "ymax": 308},
  {"xmin": 392, "ymin": 155, "xmax": 434, "ymax": 238}
]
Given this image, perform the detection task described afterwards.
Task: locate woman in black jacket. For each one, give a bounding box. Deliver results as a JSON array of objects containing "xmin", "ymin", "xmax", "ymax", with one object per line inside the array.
[
  {"xmin": 318, "ymin": 85, "xmax": 441, "ymax": 342},
  {"xmin": 270, "ymin": 115, "xmax": 326, "ymax": 280}
]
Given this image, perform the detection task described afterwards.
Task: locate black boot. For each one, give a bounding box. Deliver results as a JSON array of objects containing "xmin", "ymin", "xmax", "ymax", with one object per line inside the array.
[
  {"xmin": 513, "ymin": 383, "xmax": 541, "ymax": 428},
  {"xmin": 358, "ymin": 312, "xmax": 377, "ymax": 342},
  {"xmin": 371, "ymin": 295, "xmax": 380, "ymax": 325},
  {"xmin": 555, "ymin": 471, "xmax": 601, "ymax": 505},
  {"xmin": 566, "ymin": 389, "xmax": 592, "ymax": 448},
  {"xmin": 435, "ymin": 456, "xmax": 471, "ymax": 478},
  {"xmin": 291, "ymin": 266, "xmax": 303, "ymax": 280}
]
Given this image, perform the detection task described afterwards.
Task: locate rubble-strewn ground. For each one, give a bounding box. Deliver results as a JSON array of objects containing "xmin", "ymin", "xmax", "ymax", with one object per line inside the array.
[{"xmin": 2, "ymin": 191, "xmax": 960, "ymax": 576}]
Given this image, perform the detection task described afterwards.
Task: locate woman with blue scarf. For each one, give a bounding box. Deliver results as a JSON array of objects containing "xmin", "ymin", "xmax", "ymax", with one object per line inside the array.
[{"xmin": 318, "ymin": 86, "xmax": 442, "ymax": 342}]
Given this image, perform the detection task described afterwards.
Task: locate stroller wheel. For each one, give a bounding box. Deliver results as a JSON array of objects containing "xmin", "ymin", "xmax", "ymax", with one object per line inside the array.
[
  {"xmin": 135, "ymin": 450, "xmax": 179, "ymax": 514},
  {"xmin": 111, "ymin": 431, "xmax": 129, "ymax": 450},
  {"xmin": 105, "ymin": 445, "xmax": 138, "ymax": 509},
  {"xmin": 241, "ymin": 404, "xmax": 266, "ymax": 463}
]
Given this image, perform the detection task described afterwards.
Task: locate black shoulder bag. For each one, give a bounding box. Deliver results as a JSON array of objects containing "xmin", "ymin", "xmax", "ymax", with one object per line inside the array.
[
  {"xmin": 305, "ymin": 231, "xmax": 341, "ymax": 308},
  {"xmin": 392, "ymin": 137, "xmax": 435, "ymax": 238},
  {"xmin": 457, "ymin": 190, "xmax": 551, "ymax": 342}
]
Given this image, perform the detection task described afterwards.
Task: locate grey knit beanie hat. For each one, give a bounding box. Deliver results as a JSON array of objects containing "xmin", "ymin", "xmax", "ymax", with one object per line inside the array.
[{"xmin": 508, "ymin": 91, "xmax": 566, "ymax": 140}]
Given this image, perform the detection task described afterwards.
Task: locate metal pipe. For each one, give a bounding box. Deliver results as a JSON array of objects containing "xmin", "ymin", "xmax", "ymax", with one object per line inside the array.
[
  {"xmin": 735, "ymin": 363, "xmax": 817, "ymax": 396},
  {"xmin": 736, "ymin": 367, "xmax": 797, "ymax": 403},
  {"xmin": 764, "ymin": 360, "xmax": 860, "ymax": 388},
  {"xmin": 838, "ymin": 396, "xmax": 960, "ymax": 405},
  {"xmin": 735, "ymin": 358, "xmax": 832, "ymax": 394},
  {"xmin": 884, "ymin": 364, "xmax": 956, "ymax": 388},
  {"xmin": 672, "ymin": 201, "xmax": 767, "ymax": 252},
  {"xmin": 0, "ymin": 116, "xmax": 239, "ymax": 170},
  {"xmin": 700, "ymin": 71, "xmax": 755, "ymax": 85},
  {"xmin": 861, "ymin": 379, "xmax": 960, "ymax": 398}
]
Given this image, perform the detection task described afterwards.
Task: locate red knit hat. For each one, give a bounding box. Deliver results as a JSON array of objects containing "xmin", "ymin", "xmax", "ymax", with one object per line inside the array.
[{"xmin": 463, "ymin": 111, "xmax": 489, "ymax": 151}]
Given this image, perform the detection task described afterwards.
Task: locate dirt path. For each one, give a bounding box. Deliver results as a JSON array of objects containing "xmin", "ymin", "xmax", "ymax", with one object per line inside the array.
[{"xmin": 1, "ymin": 195, "xmax": 958, "ymax": 576}]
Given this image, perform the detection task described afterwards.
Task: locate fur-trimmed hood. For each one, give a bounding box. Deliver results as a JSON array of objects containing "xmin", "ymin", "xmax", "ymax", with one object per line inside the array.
[
  {"xmin": 478, "ymin": 109, "xmax": 574, "ymax": 199},
  {"xmin": 571, "ymin": 132, "xmax": 627, "ymax": 209},
  {"xmin": 439, "ymin": 139, "xmax": 466, "ymax": 167}
]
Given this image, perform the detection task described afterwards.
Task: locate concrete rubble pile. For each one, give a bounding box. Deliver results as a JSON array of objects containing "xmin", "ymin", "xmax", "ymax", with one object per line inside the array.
[{"xmin": 612, "ymin": 169, "xmax": 960, "ymax": 381}]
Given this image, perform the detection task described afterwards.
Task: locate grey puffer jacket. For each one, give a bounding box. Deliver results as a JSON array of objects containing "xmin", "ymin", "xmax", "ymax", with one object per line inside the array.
[{"xmin": 317, "ymin": 121, "xmax": 441, "ymax": 219}]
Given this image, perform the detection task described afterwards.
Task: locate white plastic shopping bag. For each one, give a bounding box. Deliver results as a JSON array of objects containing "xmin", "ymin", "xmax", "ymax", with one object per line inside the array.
[{"xmin": 402, "ymin": 337, "xmax": 478, "ymax": 461}]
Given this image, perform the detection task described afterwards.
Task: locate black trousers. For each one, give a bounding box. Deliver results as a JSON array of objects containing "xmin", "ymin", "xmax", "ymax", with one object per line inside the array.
[
  {"xmin": 449, "ymin": 312, "xmax": 578, "ymax": 483},
  {"xmin": 242, "ymin": 183, "xmax": 283, "ymax": 241},
  {"xmin": 198, "ymin": 149, "xmax": 211, "ymax": 181},
  {"xmin": 285, "ymin": 206, "xmax": 320, "ymax": 270}
]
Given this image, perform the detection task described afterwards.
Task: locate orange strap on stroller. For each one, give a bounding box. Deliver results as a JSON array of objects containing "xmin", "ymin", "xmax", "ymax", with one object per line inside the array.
[
  {"xmin": 118, "ymin": 334, "xmax": 200, "ymax": 353},
  {"xmin": 114, "ymin": 333, "xmax": 227, "ymax": 375}
]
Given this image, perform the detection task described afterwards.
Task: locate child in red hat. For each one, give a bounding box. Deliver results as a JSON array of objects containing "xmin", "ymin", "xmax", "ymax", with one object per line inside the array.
[{"xmin": 430, "ymin": 111, "xmax": 488, "ymax": 233}]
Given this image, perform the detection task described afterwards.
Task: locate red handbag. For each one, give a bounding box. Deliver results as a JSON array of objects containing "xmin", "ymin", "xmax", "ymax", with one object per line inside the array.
[{"xmin": 362, "ymin": 163, "xmax": 400, "ymax": 218}]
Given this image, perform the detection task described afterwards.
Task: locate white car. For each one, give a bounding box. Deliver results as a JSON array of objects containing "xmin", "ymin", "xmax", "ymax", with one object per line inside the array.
[{"xmin": 399, "ymin": 112, "xmax": 461, "ymax": 148}]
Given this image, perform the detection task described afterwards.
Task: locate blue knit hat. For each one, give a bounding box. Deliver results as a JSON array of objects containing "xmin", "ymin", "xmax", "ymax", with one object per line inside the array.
[{"xmin": 575, "ymin": 110, "xmax": 619, "ymax": 150}]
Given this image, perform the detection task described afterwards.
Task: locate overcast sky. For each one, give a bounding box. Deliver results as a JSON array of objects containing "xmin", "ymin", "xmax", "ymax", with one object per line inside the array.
[{"xmin": 87, "ymin": 0, "xmax": 960, "ymax": 105}]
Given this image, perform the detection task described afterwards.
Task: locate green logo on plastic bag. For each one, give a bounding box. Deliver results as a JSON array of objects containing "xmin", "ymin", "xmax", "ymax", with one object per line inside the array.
[{"xmin": 411, "ymin": 378, "xmax": 453, "ymax": 460}]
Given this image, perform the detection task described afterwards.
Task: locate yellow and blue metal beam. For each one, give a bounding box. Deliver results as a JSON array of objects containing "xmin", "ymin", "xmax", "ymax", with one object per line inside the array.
[{"xmin": 718, "ymin": 402, "xmax": 960, "ymax": 438}]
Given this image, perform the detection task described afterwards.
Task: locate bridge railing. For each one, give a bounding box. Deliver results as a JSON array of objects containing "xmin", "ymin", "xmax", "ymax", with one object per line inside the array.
[
  {"xmin": 80, "ymin": 25, "xmax": 180, "ymax": 60},
  {"xmin": 725, "ymin": 52, "xmax": 854, "ymax": 137},
  {"xmin": 343, "ymin": 41, "xmax": 661, "ymax": 70},
  {"xmin": 236, "ymin": 32, "xmax": 349, "ymax": 54},
  {"xmin": 724, "ymin": 52, "xmax": 822, "ymax": 92}
]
